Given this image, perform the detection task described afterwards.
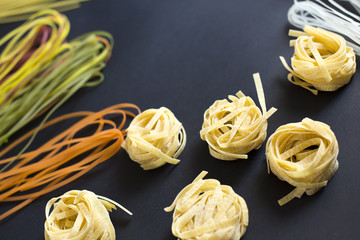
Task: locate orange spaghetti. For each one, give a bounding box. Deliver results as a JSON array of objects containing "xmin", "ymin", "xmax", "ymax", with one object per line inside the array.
[{"xmin": 0, "ymin": 103, "xmax": 140, "ymax": 221}]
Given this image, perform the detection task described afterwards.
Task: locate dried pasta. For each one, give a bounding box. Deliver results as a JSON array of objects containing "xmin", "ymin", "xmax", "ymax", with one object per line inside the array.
[
  {"xmin": 280, "ymin": 25, "xmax": 356, "ymax": 95},
  {"xmin": 200, "ymin": 73, "xmax": 277, "ymax": 160},
  {"xmin": 266, "ymin": 118, "xmax": 339, "ymax": 206},
  {"xmin": 45, "ymin": 190, "xmax": 131, "ymax": 240},
  {"xmin": 0, "ymin": 9, "xmax": 113, "ymax": 148},
  {"xmin": 0, "ymin": 0, "xmax": 89, "ymax": 23},
  {"xmin": 122, "ymin": 107, "xmax": 186, "ymax": 170},
  {"xmin": 0, "ymin": 103, "xmax": 139, "ymax": 221},
  {"xmin": 165, "ymin": 171, "xmax": 248, "ymax": 240}
]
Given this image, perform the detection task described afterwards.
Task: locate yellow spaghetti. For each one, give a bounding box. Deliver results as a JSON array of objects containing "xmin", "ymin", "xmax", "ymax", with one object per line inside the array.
[{"xmin": 0, "ymin": 0, "xmax": 89, "ymax": 23}]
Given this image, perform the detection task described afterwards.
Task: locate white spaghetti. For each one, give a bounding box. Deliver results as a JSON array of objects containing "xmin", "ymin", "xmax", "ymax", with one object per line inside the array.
[{"xmin": 288, "ymin": 0, "xmax": 360, "ymax": 55}]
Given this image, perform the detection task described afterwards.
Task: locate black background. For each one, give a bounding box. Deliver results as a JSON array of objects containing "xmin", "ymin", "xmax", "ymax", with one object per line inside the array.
[{"xmin": 0, "ymin": 0, "xmax": 360, "ymax": 239}]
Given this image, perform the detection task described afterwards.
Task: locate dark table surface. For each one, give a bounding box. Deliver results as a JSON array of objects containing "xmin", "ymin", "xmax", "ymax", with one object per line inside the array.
[{"xmin": 0, "ymin": 0, "xmax": 359, "ymax": 239}]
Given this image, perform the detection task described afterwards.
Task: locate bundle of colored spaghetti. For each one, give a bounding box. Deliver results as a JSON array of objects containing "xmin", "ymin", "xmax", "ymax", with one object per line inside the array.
[
  {"xmin": 0, "ymin": 0, "xmax": 89, "ymax": 23},
  {"xmin": 0, "ymin": 9, "xmax": 113, "ymax": 147},
  {"xmin": 0, "ymin": 103, "xmax": 140, "ymax": 221}
]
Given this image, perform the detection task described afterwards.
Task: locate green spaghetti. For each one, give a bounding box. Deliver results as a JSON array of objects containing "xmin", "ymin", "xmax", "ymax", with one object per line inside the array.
[{"xmin": 0, "ymin": 9, "xmax": 113, "ymax": 149}]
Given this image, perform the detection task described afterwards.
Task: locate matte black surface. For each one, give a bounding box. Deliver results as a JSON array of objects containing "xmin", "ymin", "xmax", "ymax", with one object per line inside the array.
[{"xmin": 0, "ymin": 0, "xmax": 359, "ymax": 239}]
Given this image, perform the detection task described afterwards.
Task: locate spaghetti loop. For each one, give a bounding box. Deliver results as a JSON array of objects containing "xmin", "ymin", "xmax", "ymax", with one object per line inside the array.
[
  {"xmin": 45, "ymin": 190, "xmax": 131, "ymax": 240},
  {"xmin": 123, "ymin": 107, "xmax": 186, "ymax": 170},
  {"xmin": 165, "ymin": 171, "xmax": 249, "ymax": 240},
  {"xmin": 200, "ymin": 73, "xmax": 276, "ymax": 160},
  {"xmin": 266, "ymin": 118, "xmax": 339, "ymax": 206},
  {"xmin": 280, "ymin": 25, "xmax": 356, "ymax": 95}
]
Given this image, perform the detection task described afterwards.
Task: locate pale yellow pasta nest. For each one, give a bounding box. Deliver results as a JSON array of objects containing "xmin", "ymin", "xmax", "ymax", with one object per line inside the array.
[
  {"xmin": 165, "ymin": 171, "xmax": 249, "ymax": 240},
  {"xmin": 200, "ymin": 73, "xmax": 277, "ymax": 160},
  {"xmin": 123, "ymin": 107, "xmax": 186, "ymax": 170},
  {"xmin": 280, "ymin": 25, "xmax": 356, "ymax": 95},
  {"xmin": 266, "ymin": 118, "xmax": 339, "ymax": 206},
  {"xmin": 44, "ymin": 190, "xmax": 132, "ymax": 240}
]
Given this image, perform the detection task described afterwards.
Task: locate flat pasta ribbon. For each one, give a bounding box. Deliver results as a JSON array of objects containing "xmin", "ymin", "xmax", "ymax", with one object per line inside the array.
[
  {"xmin": 200, "ymin": 73, "xmax": 277, "ymax": 160},
  {"xmin": 45, "ymin": 190, "xmax": 132, "ymax": 240},
  {"xmin": 280, "ymin": 25, "xmax": 356, "ymax": 95},
  {"xmin": 122, "ymin": 107, "xmax": 186, "ymax": 170},
  {"xmin": 266, "ymin": 118, "xmax": 339, "ymax": 206},
  {"xmin": 165, "ymin": 171, "xmax": 248, "ymax": 240}
]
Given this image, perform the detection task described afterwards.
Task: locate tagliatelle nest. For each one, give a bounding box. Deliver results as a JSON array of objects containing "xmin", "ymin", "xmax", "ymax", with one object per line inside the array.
[
  {"xmin": 165, "ymin": 171, "xmax": 249, "ymax": 240},
  {"xmin": 266, "ymin": 118, "xmax": 339, "ymax": 206},
  {"xmin": 44, "ymin": 190, "xmax": 132, "ymax": 240},
  {"xmin": 200, "ymin": 73, "xmax": 277, "ymax": 160},
  {"xmin": 280, "ymin": 25, "xmax": 356, "ymax": 95},
  {"xmin": 122, "ymin": 107, "xmax": 186, "ymax": 170}
]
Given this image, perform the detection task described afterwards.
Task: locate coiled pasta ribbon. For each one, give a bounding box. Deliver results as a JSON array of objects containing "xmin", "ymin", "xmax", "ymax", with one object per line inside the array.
[
  {"xmin": 200, "ymin": 73, "xmax": 277, "ymax": 160},
  {"xmin": 165, "ymin": 171, "xmax": 248, "ymax": 240},
  {"xmin": 45, "ymin": 190, "xmax": 131, "ymax": 240},
  {"xmin": 0, "ymin": 0, "xmax": 89, "ymax": 24},
  {"xmin": 280, "ymin": 25, "xmax": 356, "ymax": 95},
  {"xmin": 266, "ymin": 118, "xmax": 339, "ymax": 206},
  {"xmin": 0, "ymin": 9, "xmax": 113, "ymax": 147},
  {"xmin": 0, "ymin": 103, "xmax": 140, "ymax": 221},
  {"xmin": 123, "ymin": 107, "xmax": 186, "ymax": 170}
]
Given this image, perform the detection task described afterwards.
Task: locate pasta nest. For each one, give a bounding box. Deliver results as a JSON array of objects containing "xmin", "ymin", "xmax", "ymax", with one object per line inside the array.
[
  {"xmin": 200, "ymin": 73, "xmax": 276, "ymax": 160},
  {"xmin": 123, "ymin": 107, "xmax": 186, "ymax": 170},
  {"xmin": 44, "ymin": 190, "xmax": 131, "ymax": 240},
  {"xmin": 165, "ymin": 171, "xmax": 248, "ymax": 240},
  {"xmin": 280, "ymin": 25, "xmax": 356, "ymax": 95},
  {"xmin": 266, "ymin": 118, "xmax": 339, "ymax": 206}
]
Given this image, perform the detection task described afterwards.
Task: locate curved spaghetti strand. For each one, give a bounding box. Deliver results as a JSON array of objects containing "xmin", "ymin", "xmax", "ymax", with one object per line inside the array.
[
  {"xmin": 266, "ymin": 118, "xmax": 339, "ymax": 205},
  {"xmin": 200, "ymin": 73, "xmax": 277, "ymax": 160}
]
